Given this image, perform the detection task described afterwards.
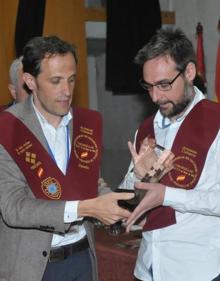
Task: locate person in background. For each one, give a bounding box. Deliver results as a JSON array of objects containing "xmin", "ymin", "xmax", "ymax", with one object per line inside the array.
[
  {"xmin": 8, "ymin": 56, "xmax": 29, "ymax": 103},
  {"xmin": 0, "ymin": 35, "xmax": 133, "ymax": 281},
  {"xmin": 120, "ymin": 28, "xmax": 220, "ymax": 281}
]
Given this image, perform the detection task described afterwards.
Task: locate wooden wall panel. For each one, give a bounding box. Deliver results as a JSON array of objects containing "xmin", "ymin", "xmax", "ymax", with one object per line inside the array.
[
  {"xmin": 43, "ymin": 0, "xmax": 89, "ymax": 108},
  {"xmin": 0, "ymin": 2, "xmax": 175, "ymax": 107},
  {"xmin": 0, "ymin": 0, "xmax": 19, "ymax": 105}
]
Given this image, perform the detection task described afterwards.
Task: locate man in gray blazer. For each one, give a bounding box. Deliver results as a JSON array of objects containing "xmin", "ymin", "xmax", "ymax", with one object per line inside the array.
[{"xmin": 0, "ymin": 35, "xmax": 133, "ymax": 281}]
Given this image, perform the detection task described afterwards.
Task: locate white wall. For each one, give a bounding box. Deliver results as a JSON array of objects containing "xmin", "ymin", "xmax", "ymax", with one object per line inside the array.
[{"xmin": 160, "ymin": 0, "xmax": 220, "ymax": 100}]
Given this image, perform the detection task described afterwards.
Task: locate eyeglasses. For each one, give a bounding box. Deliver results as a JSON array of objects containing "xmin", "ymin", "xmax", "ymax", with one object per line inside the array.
[{"xmin": 139, "ymin": 68, "xmax": 185, "ymax": 92}]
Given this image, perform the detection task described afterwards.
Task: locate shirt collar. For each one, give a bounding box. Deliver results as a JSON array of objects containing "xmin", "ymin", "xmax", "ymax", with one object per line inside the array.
[
  {"xmin": 31, "ymin": 96, "xmax": 72, "ymax": 128},
  {"xmin": 154, "ymin": 86, "xmax": 205, "ymax": 129}
]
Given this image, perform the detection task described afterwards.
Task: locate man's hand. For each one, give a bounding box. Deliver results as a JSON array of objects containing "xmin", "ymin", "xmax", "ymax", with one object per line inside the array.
[
  {"xmin": 78, "ymin": 192, "xmax": 134, "ymax": 225},
  {"xmin": 128, "ymin": 137, "xmax": 157, "ymax": 179},
  {"xmin": 126, "ymin": 182, "xmax": 166, "ymax": 232}
]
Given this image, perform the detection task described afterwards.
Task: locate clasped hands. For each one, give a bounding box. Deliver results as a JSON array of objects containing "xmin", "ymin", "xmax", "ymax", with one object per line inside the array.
[
  {"xmin": 125, "ymin": 137, "xmax": 174, "ymax": 232},
  {"xmin": 78, "ymin": 138, "xmax": 174, "ymax": 229}
]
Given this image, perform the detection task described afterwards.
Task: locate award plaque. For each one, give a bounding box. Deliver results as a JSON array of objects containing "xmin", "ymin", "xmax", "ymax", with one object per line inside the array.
[{"xmin": 109, "ymin": 140, "xmax": 174, "ymax": 235}]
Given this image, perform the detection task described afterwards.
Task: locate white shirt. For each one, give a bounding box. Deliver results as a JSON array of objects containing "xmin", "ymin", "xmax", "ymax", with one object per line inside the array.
[
  {"xmin": 32, "ymin": 101, "xmax": 86, "ymax": 247},
  {"xmin": 120, "ymin": 87, "xmax": 220, "ymax": 281}
]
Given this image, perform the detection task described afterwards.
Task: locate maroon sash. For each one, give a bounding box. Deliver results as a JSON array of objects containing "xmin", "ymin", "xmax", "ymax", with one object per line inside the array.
[
  {"xmin": 136, "ymin": 99, "xmax": 220, "ymax": 231},
  {"xmin": 0, "ymin": 107, "xmax": 102, "ymax": 200}
]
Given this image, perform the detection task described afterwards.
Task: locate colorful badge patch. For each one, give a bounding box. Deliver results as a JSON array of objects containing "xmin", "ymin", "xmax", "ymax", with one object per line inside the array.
[
  {"xmin": 168, "ymin": 155, "xmax": 198, "ymax": 188},
  {"xmin": 41, "ymin": 177, "xmax": 62, "ymax": 199}
]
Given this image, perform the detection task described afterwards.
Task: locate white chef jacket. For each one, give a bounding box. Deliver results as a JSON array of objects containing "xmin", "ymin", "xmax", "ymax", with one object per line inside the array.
[{"xmin": 120, "ymin": 87, "xmax": 220, "ymax": 281}]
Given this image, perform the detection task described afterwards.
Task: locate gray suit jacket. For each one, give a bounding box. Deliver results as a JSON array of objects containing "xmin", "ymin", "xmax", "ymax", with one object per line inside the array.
[{"xmin": 0, "ymin": 97, "xmax": 98, "ymax": 281}]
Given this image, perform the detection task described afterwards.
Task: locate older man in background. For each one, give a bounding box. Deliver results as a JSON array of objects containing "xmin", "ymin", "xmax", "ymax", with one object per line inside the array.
[{"xmin": 8, "ymin": 56, "xmax": 29, "ymax": 103}]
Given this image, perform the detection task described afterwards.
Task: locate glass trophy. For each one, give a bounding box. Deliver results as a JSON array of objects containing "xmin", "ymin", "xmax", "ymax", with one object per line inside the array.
[{"xmin": 109, "ymin": 140, "xmax": 174, "ymax": 235}]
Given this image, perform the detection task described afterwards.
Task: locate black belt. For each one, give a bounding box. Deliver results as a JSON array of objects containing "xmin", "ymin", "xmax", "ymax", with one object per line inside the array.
[{"xmin": 49, "ymin": 237, "xmax": 89, "ymax": 263}]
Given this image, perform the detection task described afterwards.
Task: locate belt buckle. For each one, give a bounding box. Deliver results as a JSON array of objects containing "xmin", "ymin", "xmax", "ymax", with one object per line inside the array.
[{"xmin": 49, "ymin": 247, "xmax": 65, "ymax": 263}]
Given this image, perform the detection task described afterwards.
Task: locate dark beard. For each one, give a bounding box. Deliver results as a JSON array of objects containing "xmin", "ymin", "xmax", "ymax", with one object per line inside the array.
[
  {"xmin": 159, "ymin": 86, "xmax": 194, "ymax": 118},
  {"xmin": 165, "ymin": 98, "xmax": 191, "ymax": 118}
]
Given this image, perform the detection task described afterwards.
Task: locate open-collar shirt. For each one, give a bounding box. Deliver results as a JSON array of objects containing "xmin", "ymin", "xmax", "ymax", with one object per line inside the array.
[
  {"xmin": 32, "ymin": 99, "xmax": 86, "ymax": 247},
  {"xmin": 120, "ymin": 87, "xmax": 220, "ymax": 281}
]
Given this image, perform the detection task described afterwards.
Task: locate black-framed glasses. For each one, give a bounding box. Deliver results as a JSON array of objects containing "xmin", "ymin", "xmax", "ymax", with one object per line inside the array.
[{"xmin": 139, "ymin": 68, "xmax": 185, "ymax": 92}]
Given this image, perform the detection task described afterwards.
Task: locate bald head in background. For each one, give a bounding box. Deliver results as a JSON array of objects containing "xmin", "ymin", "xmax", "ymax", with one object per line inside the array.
[{"xmin": 8, "ymin": 56, "xmax": 29, "ymax": 103}]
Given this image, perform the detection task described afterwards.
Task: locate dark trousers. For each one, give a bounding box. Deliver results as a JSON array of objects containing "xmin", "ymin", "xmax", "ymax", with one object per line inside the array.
[
  {"xmin": 42, "ymin": 248, "xmax": 92, "ymax": 281},
  {"xmin": 212, "ymin": 273, "xmax": 220, "ymax": 281}
]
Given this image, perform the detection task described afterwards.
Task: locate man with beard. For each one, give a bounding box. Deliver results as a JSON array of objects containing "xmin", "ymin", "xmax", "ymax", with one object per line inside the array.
[{"xmin": 120, "ymin": 28, "xmax": 220, "ymax": 281}]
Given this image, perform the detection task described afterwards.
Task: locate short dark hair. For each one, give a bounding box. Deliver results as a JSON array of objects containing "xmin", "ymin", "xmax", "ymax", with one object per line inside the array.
[
  {"xmin": 22, "ymin": 35, "xmax": 77, "ymax": 78},
  {"xmin": 134, "ymin": 28, "xmax": 196, "ymax": 72}
]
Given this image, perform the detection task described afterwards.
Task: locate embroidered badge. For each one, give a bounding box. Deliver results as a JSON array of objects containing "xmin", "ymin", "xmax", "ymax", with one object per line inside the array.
[
  {"xmin": 73, "ymin": 134, "xmax": 98, "ymax": 165},
  {"xmin": 41, "ymin": 177, "xmax": 62, "ymax": 199},
  {"xmin": 168, "ymin": 151, "xmax": 198, "ymax": 188},
  {"xmin": 16, "ymin": 141, "xmax": 32, "ymax": 155},
  {"xmin": 25, "ymin": 152, "xmax": 36, "ymax": 164}
]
